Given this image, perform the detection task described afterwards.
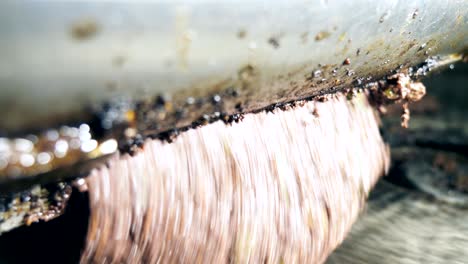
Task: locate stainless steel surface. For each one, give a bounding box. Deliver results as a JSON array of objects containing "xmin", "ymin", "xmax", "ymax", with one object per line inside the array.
[{"xmin": 0, "ymin": 0, "xmax": 466, "ymax": 131}]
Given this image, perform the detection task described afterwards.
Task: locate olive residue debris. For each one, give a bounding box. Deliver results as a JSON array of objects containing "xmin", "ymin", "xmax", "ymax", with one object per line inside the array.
[
  {"xmin": 315, "ymin": 30, "xmax": 331, "ymax": 41},
  {"xmin": 70, "ymin": 18, "xmax": 99, "ymax": 41},
  {"xmin": 367, "ymin": 72, "xmax": 426, "ymax": 128}
]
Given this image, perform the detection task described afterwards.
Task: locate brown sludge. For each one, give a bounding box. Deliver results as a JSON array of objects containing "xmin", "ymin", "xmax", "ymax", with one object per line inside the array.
[{"xmin": 82, "ymin": 92, "xmax": 390, "ymax": 263}]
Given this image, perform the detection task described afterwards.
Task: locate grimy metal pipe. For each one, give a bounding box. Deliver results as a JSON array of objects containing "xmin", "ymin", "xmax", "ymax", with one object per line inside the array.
[{"xmin": 0, "ymin": 0, "xmax": 466, "ymax": 132}]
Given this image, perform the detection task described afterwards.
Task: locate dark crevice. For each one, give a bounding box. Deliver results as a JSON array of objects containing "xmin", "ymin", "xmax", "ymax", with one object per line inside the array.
[{"xmin": 0, "ymin": 189, "xmax": 89, "ymax": 264}]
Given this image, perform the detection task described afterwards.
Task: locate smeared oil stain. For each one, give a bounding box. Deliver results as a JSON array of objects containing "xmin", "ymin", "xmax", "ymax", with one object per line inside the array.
[
  {"xmin": 112, "ymin": 55, "xmax": 127, "ymax": 68},
  {"xmin": 338, "ymin": 32, "xmax": 347, "ymax": 42},
  {"xmin": 237, "ymin": 29, "xmax": 247, "ymax": 39},
  {"xmin": 70, "ymin": 18, "xmax": 99, "ymax": 41},
  {"xmin": 456, "ymin": 14, "xmax": 464, "ymax": 26},
  {"xmin": 412, "ymin": 9, "xmax": 419, "ymax": 19},
  {"xmin": 268, "ymin": 37, "xmax": 280, "ymax": 49},
  {"xmin": 175, "ymin": 6, "xmax": 193, "ymax": 70},
  {"xmin": 301, "ymin": 32, "xmax": 309, "ymax": 43},
  {"xmin": 238, "ymin": 64, "xmax": 257, "ymax": 88},
  {"xmin": 315, "ymin": 31, "xmax": 331, "ymax": 41},
  {"xmin": 379, "ymin": 12, "xmax": 389, "ymax": 23}
]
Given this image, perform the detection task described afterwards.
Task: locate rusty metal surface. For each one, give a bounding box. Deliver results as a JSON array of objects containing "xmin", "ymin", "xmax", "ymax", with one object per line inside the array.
[{"xmin": 0, "ymin": 0, "xmax": 466, "ymax": 132}]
